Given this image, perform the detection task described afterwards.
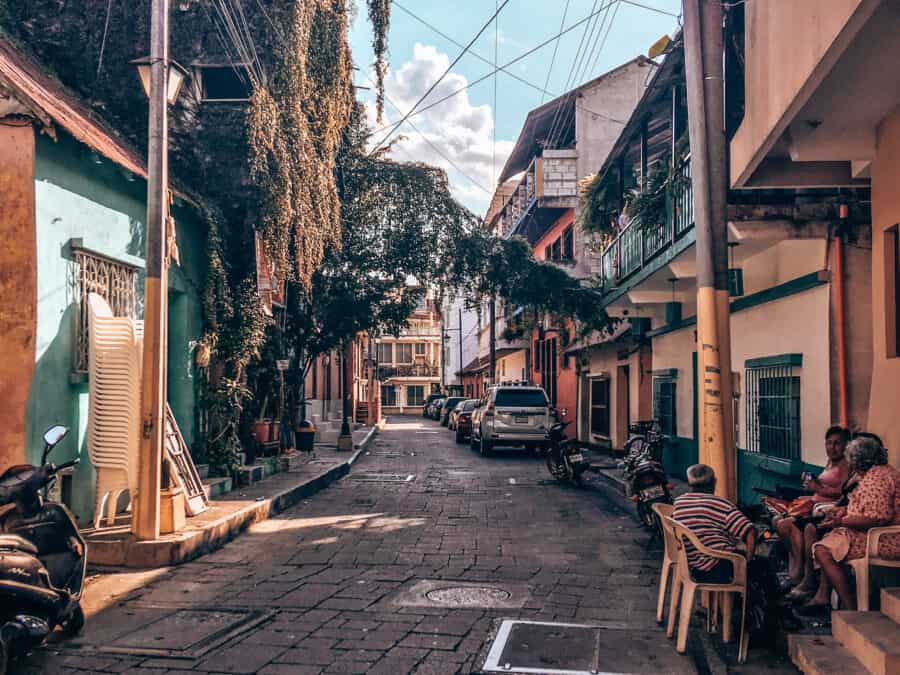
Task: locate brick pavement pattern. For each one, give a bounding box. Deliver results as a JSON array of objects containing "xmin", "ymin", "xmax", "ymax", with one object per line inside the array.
[{"xmin": 28, "ymin": 416, "xmax": 698, "ymax": 674}]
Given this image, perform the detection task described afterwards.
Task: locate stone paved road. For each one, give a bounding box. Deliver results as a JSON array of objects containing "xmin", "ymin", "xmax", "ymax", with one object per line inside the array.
[{"xmin": 28, "ymin": 416, "xmax": 700, "ymax": 675}]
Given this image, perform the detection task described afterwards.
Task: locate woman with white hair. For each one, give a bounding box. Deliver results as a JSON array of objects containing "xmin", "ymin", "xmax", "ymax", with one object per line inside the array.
[{"xmin": 805, "ymin": 434, "xmax": 900, "ymax": 611}]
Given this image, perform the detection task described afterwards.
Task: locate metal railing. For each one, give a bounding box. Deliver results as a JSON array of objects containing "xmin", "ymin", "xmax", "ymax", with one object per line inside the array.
[
  {"xmin": 377, "ymin": 364, "xmax": 439, "ymax": 379},
  {"xmin": 599, "ymin": 160, "xmax": 694, "ymax": 289}
]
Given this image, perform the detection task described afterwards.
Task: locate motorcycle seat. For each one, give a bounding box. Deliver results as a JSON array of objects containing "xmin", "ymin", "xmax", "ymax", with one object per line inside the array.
[{"xmin": 0, "ymin": 534, "xmax": 38, "ymax": 555}]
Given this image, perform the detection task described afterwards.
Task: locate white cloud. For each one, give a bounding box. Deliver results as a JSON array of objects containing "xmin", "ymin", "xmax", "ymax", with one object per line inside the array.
[{"xmin": 367, "ymin": 43, "xmax": 515, "ymax": 216}]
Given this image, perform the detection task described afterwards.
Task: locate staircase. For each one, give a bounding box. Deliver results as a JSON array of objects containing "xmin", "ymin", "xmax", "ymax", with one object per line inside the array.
[
  {"xmin": 790, "ymin": 588, "xmax": 900, "ymax": 674},
  {"xmin": 356, "ymin": 402, "xmax": 369, "ymax": 424}
]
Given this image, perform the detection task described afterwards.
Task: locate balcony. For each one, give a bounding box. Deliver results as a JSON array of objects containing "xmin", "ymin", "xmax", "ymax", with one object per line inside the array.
[
  {"xmin": 377, "ymin": 364, "xmax": 440, "ymax": 379},
  {"xmin": 600, "ymin": 160, "xmax": 694, "ymax": 289},
  {"xmin": 495, "ymin": 149, "xmax": 578, "ymax": 243}
]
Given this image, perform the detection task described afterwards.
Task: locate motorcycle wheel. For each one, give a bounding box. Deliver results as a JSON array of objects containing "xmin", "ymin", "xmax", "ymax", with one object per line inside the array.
[
  {"xmin": 636, "ymin": 500, "xmax": 657, "ymax": 530},
  {"xmin": 63, "ymin": 604, "xmax": 85, "ymax": 636},
  {"xmin": 546, "ymin": 450, "xmax": 570, "ymax": 482},
  {"xmin": 479, "ymin": 435, "xmax": 493, "ymax": 457}
]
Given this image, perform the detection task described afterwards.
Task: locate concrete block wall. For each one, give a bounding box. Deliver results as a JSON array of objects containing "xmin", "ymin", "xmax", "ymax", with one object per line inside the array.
[{"xmin": 541, "ymin": 150, "xmax": 578, "ymax": 198}]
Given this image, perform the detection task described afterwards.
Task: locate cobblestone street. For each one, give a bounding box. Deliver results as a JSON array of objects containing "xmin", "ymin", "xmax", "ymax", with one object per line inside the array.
[{"xmin": 30, "ymin": 416, "xmax": 698, "ymax": 675}]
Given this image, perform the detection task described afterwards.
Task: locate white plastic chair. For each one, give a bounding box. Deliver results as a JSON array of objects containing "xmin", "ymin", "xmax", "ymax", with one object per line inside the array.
[
  {"xmin": 652, "ymin": 502, "xmax": 677, "ymax": 624},
  {"xmin": 87, "ymin": 294, "xmax": 142, "ymax": 528},
  {"xmin": 848, "ymin": 525, "xmax": 900, "ymax": 611}
]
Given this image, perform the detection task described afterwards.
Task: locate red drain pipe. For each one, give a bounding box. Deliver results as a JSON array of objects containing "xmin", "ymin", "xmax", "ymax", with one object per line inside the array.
[{"xmin": 834, "ymin": 207, "xmax": 849, "ymax": 427}]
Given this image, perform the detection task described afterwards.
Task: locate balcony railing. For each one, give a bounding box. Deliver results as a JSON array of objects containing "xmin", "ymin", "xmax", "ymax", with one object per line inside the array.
[
  {"xmin": 600, "ymin": 160, "xmax": 694, "ymax": 289},
  {"xmin": 495, "ymin": 150, "xmax": 578, "ymax": 238},
  {"xmin": 395, "ymin": 325, "xmax": 442, "ymax": 338},
  {"xmin": 377, "ymin": 364, "xmax": 440, "ymax": 379}
]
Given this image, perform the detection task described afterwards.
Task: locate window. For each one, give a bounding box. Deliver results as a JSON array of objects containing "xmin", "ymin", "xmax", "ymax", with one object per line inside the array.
[
  {"xmin": 407, "ymin": 385, "xmax": 425, "ymax": 406},
  {"xmin": 381, "ymin": 385, "xmax": 397, "ymax": 407},
  {"xmin": 72, "ymin": 245, "xmax": 139, "ymax": 373},
  {"xmin": 494, "ymin": 389, "xmax": 548, "ymax": 407},
  {"xmin": 196, "ymin": 65, "xmax": 253, "ymax": 102},
  {"xmin": 533, "ymin": 340, "xmax": 541, "ymax": 372},
  {"xmin": 544, "ymin": 245, "xmax": 552, "ymax": 260},
  {"xmin": 551, "ymin": 238, "xmax": 562, "ymax": 261},
  {"xmin": 745, "ymin": 356, "xmax": 802, "ymax": 459},
  {"xmin": 396, "ymin": 343, "xmax": 413, "ymax": 364},
  {"xmin": 887, "ymin": 225, "xmax": 900, "ymax": 358},
  {"xmin": 414, "ymin": 342, "xmax": 427, "ymax": 356},
  {"xmin": 562, "ymin": 226, "xmax": 574, "ymax": 261},
  {"xmin": 377, "ymin": 343, "xmax": 393, "ymax": 364},
  {"xmin": 653, "ymin": 374, "xmax": 677, "ymax": 436},
  {"xmin": 561, "ymin": 351, "xmax": 571, "ymax": 370},
  {"xmin": 590, "ymin": 379, "xmax": 610, "ymax": 436}
]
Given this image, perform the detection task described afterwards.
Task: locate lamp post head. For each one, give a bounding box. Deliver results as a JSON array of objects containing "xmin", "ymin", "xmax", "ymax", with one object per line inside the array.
[{"xmin": 130, "ymin": 56, "xmax": 189, "ymax": 104}]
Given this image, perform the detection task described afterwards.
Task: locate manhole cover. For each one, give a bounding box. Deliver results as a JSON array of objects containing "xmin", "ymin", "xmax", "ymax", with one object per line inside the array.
[
  {"xmin": 392, "ymin": 580, "xmax": 530, "ymax": 609},
  {"xmin": 425, "ymin": 586, "xmax": 511, "ymax": 606},
  {"xmin": 350, "ymin": 472, "xmax": 415, "ymax": 482},
  {"xmin": 68, "ymin": 607, "xmax": 272, "ymax": 658}
]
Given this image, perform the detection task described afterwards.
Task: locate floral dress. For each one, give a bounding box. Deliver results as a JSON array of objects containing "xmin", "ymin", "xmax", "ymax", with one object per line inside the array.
[{"xmin": 814, "ymin": 464, "xmax": 900, "ymax": 562}]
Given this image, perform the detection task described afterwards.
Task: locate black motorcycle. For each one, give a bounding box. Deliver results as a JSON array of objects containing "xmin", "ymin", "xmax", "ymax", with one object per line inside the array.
[
  {"xmin": 0, "ymin": 425, "xmax": 86, "ymax": 674},
  {"xmin": 544, "ymin": 415, "xmax": 589, "ymax": 486},
  {"xmin": 621, "ymin": 421, "xmax": 672, "ymax": 529}
]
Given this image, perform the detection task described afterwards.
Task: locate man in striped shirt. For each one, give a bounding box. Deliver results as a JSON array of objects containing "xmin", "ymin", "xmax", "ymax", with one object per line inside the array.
[{"xmin": 673, "ymin": 464, "xmax": 757, "ymax": 583}]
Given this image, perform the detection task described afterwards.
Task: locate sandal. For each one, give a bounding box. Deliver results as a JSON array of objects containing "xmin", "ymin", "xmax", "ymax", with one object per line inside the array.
[{"xmin": 787, "ymin": 586, "xmax": 815, "ymax": 601}]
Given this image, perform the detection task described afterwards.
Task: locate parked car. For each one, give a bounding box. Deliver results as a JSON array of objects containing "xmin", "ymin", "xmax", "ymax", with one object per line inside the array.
[
  {"xmin": 427, "ymin": 397, "xmax": 445, "ymax": 420},
  {"xmin": 448, "ymin": 399, "xmax": 477, "ymax": 430},
  {"xmin": 423, "ymin": 393, "xmax": 444, "ymax": 418},
  {"xmin": 439, "ymin": 397, "xmax": 466, "ymax": 426},
  {"xmin": 453, "ymin": 400, "xmax": 479, "ymax": 443},
  {"xmin": 471, "ymin": 386, "xmax": 551, "ymax": 456}
]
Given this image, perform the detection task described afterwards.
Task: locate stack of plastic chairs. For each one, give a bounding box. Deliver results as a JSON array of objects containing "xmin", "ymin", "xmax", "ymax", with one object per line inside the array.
[{"xmin": 86, "ymin": 293, "xmax": 143, "ymax": 528}]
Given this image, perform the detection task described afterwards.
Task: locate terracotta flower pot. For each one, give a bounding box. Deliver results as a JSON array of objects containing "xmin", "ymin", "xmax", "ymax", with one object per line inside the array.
[
  {"xmin": 251, "ymin": 419, "xmax": 271, "ymax": 442},
  {"xmin": 269, "ymin": 420, "xmax": 281, "ymax": 443}
]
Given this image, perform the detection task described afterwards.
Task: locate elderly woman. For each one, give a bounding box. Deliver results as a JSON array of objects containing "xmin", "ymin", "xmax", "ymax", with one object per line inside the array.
[
  {"xmin": 780, "ymin": 426, "xmax": 851, "ymax": 596},
  {"xmin": 806, "ymin": 435, "xmax": 900, "ymax": 611}
]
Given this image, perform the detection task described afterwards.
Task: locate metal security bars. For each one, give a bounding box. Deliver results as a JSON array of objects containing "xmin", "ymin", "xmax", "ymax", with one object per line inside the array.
[
  {"xmin": 652, "ymin": 376, "xmax": 677, "ymax": 437},
  {"xmin": 745, "ymin": 362, "xmax": 801, "ymax": 459},
  {"xmin": 72, "ymin": 246, "xmax": 139, "ymax": 374}
]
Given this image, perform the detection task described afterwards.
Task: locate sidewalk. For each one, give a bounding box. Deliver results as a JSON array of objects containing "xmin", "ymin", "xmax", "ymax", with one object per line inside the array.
[{"xmin": 83, "ymin": 426, "xmax": 378, "ymax": 569}]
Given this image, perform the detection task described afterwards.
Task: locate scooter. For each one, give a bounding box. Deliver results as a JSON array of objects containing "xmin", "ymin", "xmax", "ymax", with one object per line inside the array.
[
  {"xmin": 544, "ymin": 411, "xmax": 590, "ymax": 486},
  {"xmin": 0, "ymin": 425, "xmax": 86, "ymax": 674},
  {"xmin": 621, "ymin": 421, "xmax": 672, "ymax": 530}
]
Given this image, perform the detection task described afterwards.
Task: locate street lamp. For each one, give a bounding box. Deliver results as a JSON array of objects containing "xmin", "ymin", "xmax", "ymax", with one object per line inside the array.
[{"xmin": 130, "ymin": 56, "xmax": 189, "ymax": 104}]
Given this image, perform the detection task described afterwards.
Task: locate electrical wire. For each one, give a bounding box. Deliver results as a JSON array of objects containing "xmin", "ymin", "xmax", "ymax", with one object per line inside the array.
[
  {"xmin": 492, "ymin": 0, "xmax": 499, "ymax": 186},
  {"xmin": 590, "ymin": 0, "xmax": 622, "ymax": 74},
  {"xmin": 370, "ymin": 0, "xmax": 512, "ymax": 155},
  {"xmin": 365, "ymin": 75, "xmax": 492, "ymax": 195},
  {"xmin": 367, "ymin": 1, "xmax": 629, "ymax": 145},
  {"xmin": 96, "ymin": 0, "xmax": 114, "ymax": 80},
  {"xmin": 541, "ymin": 0, "xmax": 571, "ymax": 104}
]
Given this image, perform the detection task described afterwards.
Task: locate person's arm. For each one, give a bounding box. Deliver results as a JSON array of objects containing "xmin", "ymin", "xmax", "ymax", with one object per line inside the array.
[
  {"xmin": 808, "ymin": 477, "xmax": 844, "ymax": 499},
  {"xmin": 837, "ymin": 513, "xmax": 888, "ymax": 530},
  {"xmin": 744, "ymin": 527, "xmax": 757, "ymax": 560}
]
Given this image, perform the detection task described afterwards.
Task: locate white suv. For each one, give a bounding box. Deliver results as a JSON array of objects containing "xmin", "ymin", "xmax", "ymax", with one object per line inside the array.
[{"xmin": 470, "ymin": 386, "xmax": 551, "ymax": 455}]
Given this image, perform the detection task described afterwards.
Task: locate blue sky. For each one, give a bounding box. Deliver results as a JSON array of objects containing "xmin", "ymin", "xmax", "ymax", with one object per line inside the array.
[{"xmin": 349, "ymin": 0, "xmax": 682, "ymax": 215}]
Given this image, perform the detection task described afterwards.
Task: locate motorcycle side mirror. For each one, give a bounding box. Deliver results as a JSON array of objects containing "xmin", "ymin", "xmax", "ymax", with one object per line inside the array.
[{"xmin": 41, "ymin": 425, "xmax": 69, "ymax": 464}]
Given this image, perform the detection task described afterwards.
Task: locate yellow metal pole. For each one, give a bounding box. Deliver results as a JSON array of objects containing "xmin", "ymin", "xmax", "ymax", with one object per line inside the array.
[{"xmin": 135, "ymin": 0, "xmax": 169, "ymax": 539}]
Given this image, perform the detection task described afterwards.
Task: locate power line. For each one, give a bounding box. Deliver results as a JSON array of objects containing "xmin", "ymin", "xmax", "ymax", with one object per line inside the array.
[
  {"xmin": 541, "ymin": 0, "xmax": 571, "ymax": 104},
  {"xmin": 365, "ymin": 75, "xmax": 492, "ymax": 195},
  {"xmin": 590, "ymin": 0, "xmax": 622, "ymax": 74},
  {"xmin": 492, "ymin": 0, "xmax": 499, "ymax": 186},
  {"xmin": 370, "ymin": 0, "xmax": 512, "ymax": 155},
  {"xmin": 368, "ymin": 0, "xmax": 628, "ymax": 145}
]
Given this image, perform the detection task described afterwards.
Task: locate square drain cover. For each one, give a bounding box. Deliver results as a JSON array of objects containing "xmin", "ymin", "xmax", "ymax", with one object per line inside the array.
[
  {"xmin": 69, "ymin": 606, "xmax": 272, "ymax": 658},
  {"xmin": 483, "ymin": 620, "xmax": 648, "ymax": 675},
  {"xmin": 350, "ymin": 472, "xmax": 415, "ymax": 482},
  {"xmin": 392, "ymin": 580, "xmax": 530, "ymax": 609}
]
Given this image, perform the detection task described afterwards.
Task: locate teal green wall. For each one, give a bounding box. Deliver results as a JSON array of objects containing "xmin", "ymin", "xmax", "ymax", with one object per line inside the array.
[
  {"xmin": 737, "ymin": 450, "xmax": 823, "ymax": 506},
  {"xmin": 26, "ymin": 132, "xmax": 205, "ymax": 524},
  {"xmin": 663, "ymin": 436, "xmax": 699, "ymax": 484}
]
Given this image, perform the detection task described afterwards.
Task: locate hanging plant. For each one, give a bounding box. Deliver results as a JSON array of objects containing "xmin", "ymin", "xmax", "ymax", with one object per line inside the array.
[
  {"xmin": 578, "ymin": 170, "xmax": 620, "ymax": 239},
  {"xmin": 367, "ymin": 0, "xmax": 390, "ymax": 123}
]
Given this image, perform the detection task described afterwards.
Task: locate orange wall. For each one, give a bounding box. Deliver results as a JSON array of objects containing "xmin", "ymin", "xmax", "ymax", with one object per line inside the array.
[
  {"xmin": 0, "ymin": 124, "xmax": 36, "ymax": 470},
  {"xmin": 868, "ymin": 107, "xmax": 900, "ymax": 466},
  {"xmin": 534, "ymin": 209, "xmax": 575, "ymax": 260}
]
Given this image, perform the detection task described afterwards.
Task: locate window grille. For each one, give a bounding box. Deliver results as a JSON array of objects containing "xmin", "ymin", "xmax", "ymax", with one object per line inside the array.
[
  {"xmin": 72, "ymin": 247, "xmax": 139, "ymax": 374},
  {"xmin": 590, "ymin": 378, "xmax": 610, "ymax": 436},
  {"xmin": 745, "ymin": 360, "xmax": 801, "ymax": 459},
  {"xmin": 652, "ymin": 375, "xmax": 677, "ymax": 436},
  {"xmin": 381, "ymin": 385, "xmax": 397, "ymax": 407},
  {"xmin": 407, "ymin": 385, "xmax": 425, "ymax": 406}
]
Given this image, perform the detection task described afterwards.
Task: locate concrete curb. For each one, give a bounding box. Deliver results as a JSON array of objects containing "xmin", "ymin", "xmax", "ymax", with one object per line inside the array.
[{"xmin": 90, "ymin": 426, "xmax": 379, "ymax": 569}]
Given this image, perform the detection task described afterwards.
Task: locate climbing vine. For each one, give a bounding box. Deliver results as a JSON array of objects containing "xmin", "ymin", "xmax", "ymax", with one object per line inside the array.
[
  {"xmin": 247, "ymin": 0, "xmax": 354, "ymax": 289},
  {"xmin": 367, "ymin": 0, "xmax": 390, "ymax": 122}
]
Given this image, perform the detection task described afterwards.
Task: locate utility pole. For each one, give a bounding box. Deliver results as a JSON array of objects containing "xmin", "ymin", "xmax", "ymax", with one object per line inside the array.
[
  {"xmin": 683, "ymin": 0, "xmax": 735, "ymax": 499},
  {"xmin": 488, "ymin": 297, "xmax": 496, "ymax": 386},
  {"xmin": 135, "ymin": 0, "xmax": 169, "ymax": 540},
  {"xmin": 338, "ymin": 345, "xmax": 352, "ymax": 450},
  {"xmin": 440, "ymin": 318, "xmax": 446, "ymax": 390},
  {"xmin": 458, "ymin": 307, "xmax": 463, "ymax": 389}
]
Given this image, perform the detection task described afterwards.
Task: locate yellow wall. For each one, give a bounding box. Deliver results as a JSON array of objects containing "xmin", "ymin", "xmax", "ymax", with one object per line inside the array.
[
  {"xmin": 868, "ymin": 106, "xmax": 900, "ymax": 466},
  {"xmin": 497, "ymin": 350, "xmax": 527, "ymax": 383},
  {"xmin": 652, "ymin": 328, "xmax": 696, "ymax": 440},
  {"xmin": 740, "ymin": 240, "xmax": 827, "ymax": 295},
  {"xmin": 731, "ymin": 0, "xmax": 872, "ymax": 186},
  {"xmin": 0, "ymin": 124, "xmax": 36, "ymax": 470}
]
